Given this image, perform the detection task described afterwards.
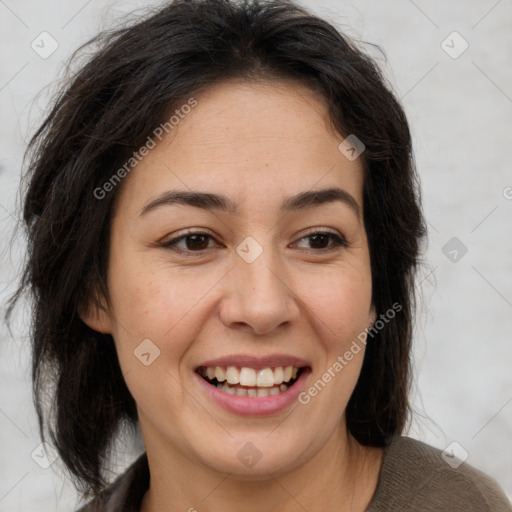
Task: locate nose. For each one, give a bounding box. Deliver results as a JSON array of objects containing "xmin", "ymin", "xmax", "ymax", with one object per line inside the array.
[{"xmin": 218, "ymin": 240, "xmax": 300, "ymax": 336}]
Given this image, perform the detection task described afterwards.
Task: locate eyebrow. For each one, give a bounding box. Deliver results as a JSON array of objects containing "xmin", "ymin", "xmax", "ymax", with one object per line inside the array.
[{"xmin": 139, "ymin": 187, "xmax": 360, "ymax": 219}]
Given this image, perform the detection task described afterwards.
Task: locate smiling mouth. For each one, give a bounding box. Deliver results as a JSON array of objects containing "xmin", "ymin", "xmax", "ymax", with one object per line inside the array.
[{"xmin": 196, "ymin": 365, "xmax": 306, "ymax": 397}]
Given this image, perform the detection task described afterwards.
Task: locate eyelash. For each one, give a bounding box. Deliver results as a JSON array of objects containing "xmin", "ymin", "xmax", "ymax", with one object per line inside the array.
[{"xmin": 160, "ymin": 229, "xmax": 348, "ymax": 256}]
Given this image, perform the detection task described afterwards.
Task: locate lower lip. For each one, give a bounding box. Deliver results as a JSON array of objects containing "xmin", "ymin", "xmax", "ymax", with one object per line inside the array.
[{"xmin": 195, "ymin": 369, "xmax": 311, "ymax": 417}]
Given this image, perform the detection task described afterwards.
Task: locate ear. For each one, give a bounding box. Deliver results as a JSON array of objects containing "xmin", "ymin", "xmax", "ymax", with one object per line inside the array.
[
  {"xmin": 77, "ymin": 289, "xmax": 112, "ymax": 334},
  {"xmin": 368, "ymin": 304, "xmax": 377, "ymax": 327}
]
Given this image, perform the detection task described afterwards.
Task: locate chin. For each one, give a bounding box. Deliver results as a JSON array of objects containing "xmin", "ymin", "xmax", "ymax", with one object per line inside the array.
[{"xmin": 193, "ymin": 431, "xmax": 318, "ymax": 480}]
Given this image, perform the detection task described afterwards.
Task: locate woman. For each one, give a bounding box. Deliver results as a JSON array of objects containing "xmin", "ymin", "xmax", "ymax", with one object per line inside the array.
[{"xmin": 7, "ymin": 0, "xmax": 511, "ymax": 510}]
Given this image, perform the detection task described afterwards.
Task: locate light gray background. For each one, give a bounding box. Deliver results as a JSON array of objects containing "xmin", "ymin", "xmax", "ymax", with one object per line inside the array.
[{"xmin": 1, "ymin": 0, "xmax": 511, "ymax": 510}]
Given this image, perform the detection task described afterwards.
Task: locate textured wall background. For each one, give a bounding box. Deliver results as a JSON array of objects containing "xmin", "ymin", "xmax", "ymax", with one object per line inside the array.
[{"xmin": 1, "ymin": 0, "xmax": 511, "ymax": 510}]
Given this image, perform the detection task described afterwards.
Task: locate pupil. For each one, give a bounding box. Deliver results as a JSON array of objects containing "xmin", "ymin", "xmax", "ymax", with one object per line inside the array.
[
  {"xmin": 187, "ymin": 235, "xmax": 208, "ymax": 250},
  {"xmin": 310, "ymin": 234, "xmax": 328, "ymax": 249}
]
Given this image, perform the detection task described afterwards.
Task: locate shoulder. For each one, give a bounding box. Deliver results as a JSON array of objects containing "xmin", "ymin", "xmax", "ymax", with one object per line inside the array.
[
  {"xmin": 75, "ymin": 453, "xmax": 149, "ymax": 512},
  {"xmin": 367, "ymin": 435, "xmax": 512, "ymax": 512}
]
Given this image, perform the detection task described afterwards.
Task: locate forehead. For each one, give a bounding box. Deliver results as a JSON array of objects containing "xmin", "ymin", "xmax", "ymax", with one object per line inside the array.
[{"xmin": 114, "ymin": 79, "xmax": 364, "ymax": 216}]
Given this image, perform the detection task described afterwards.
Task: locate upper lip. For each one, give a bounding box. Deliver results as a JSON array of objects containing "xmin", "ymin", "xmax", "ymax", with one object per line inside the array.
[{"xmin": 195, "ymin": 354, "xmax": 311, "ymax": 371}]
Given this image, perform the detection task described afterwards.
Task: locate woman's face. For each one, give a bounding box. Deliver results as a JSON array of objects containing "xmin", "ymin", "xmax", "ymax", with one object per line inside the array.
[{"xmin": 82, "ymin": 79, "xmax": 376, "ymax": 477}]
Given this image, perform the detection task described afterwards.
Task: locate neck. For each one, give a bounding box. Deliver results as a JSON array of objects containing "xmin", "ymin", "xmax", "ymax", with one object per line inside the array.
[{"xmin": 139, "ymin": 421, "xmax": 383, "ymax": 512}]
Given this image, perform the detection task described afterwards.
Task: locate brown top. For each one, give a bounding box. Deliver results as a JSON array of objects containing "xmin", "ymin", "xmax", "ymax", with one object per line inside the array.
[{"xmin": 76, "ymin": 435, "xmax": 512, "ymax": 511}]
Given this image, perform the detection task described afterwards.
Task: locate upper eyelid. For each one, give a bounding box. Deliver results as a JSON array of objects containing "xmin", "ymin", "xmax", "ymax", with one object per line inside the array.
[{"xmin": 164, "ymin": 227, "xmax": 343, "ymax": 240}]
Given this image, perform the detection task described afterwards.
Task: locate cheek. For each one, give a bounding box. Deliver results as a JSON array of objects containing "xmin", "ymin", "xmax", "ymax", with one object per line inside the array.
[
  {"xmin": 106, "ymin": 251, "xmax": 225, "ymax": 362},
  {"xmin": 294, "ymin": 269, "xmax": 371, "ymax": 420},
  {"xmin": 105, "ymin": 265, "xmax": 201, "ymax": 414},
  {"xmin": 293, "ymin": 263, "xmax": 373, "ymax": 345}
]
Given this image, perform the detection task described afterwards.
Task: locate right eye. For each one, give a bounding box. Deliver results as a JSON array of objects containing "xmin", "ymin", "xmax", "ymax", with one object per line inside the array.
[{"xmin": 160, "ymin": 230, "xmax": 221, "ymax": 255}]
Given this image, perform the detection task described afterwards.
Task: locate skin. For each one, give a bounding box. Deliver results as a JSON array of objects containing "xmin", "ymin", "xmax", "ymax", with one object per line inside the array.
[{"xmin": 81, "ymin": 78, "xmax": 382, "ymax": 511}]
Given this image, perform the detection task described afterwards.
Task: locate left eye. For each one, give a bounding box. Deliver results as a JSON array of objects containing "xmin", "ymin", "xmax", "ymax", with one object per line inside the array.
[
  {"xmin": 160, "ymin": 231, "xmax": 347, "ymax": 254},
  {"xmin": 294, "ymin": 232, "xmax": 347, "ymax": 251}
]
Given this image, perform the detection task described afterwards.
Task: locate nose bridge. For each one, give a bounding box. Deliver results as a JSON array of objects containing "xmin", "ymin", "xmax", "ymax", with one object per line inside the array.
[
  {"xmin": 220, "ymin": 234, "xmax": 298, "ymax": 334},
  {"xmin": 237, "ymin": 236, "xmax": 281, "ymax": 294}
]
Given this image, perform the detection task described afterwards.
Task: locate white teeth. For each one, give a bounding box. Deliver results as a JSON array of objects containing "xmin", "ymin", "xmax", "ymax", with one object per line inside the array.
[
  {"xmin": 240, "ymin": 367, "xmax": 257, "ymax": 386},
  {"xmin": 223, "ymin": 383, "xmax": 236, "ymax": 395},
  {"xmin": 256, "ymin": 368, "xmax": 274, "ymax": 387},
  {"xmin": 215, "ymin": 367, "xmax": 226, "ymax": 382},
  {"xmin": 273, "ymin": 366, "xmax": 284, "ymax": 384},
  {"xmin": 204, "ymin": 365, "xmax": 302, "ymax": 387},
  {"xmin": 226, "ymin": 366, "xmax": 240, "ymax": 385},
  {"xmin": 215, "ymin": 381, "xmax": 291, "ymax": 396}
]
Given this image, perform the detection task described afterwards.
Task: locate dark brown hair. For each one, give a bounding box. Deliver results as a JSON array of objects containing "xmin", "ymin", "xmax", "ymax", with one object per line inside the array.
[{"xmin": 7, "ymin": 0, "xmax": 426, "ymax": 499}]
